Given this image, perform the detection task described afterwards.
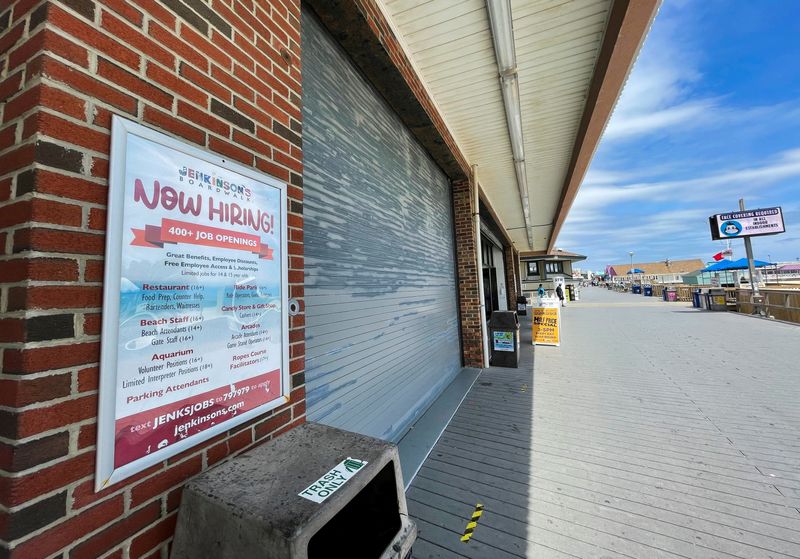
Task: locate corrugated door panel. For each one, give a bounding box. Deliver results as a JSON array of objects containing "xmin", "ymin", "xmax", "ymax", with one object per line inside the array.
[{"xmin": 301, "ymin": 10, "xmax": 462, "ymax": 442}]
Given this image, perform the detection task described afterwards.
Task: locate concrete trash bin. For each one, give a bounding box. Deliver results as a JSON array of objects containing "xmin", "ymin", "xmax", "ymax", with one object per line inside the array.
[
  {"xmin": 516, "ymin": 295, "xmax": 528, "ymax": 316},
  {"xmin": 171, "ymin": 423, "xmax": 416, "ymax": 559},
  {"xmin": 488, "ymin": 311, "xmax": 520, "ymax": 368}
]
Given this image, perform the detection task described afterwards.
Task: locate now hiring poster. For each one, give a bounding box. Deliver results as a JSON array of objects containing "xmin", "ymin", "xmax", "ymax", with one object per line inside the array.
[{"xmin": 96, "ymin": 116, "xmax": 289, "ymax": 489}]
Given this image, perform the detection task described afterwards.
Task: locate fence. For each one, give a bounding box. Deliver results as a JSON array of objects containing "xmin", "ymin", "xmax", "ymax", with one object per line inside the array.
[{"xmin": 735, "ymin": 288, "xmax": 800, "ymax": 323}]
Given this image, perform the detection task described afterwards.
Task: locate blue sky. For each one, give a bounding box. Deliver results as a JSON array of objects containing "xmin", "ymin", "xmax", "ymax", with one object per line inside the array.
[{"xmin": 557, "ymin": 0, "xmax": 800, "ymax": 273}]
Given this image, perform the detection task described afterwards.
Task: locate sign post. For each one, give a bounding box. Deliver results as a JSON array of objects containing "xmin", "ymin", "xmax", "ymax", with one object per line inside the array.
[{"xmin": 708, "ymin": 201, "xmax": 786, "ymax": 316}]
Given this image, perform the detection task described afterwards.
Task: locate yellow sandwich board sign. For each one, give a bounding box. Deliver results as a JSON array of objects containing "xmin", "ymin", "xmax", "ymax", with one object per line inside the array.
[{"xmin": 532, "ymin": 303, "xmax": 560, "ymax": 346}]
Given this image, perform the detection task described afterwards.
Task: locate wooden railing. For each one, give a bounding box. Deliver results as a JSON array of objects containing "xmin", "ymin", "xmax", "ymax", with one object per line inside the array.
[{"xmin": 735, "ymin": 288, "xmax": 800, "ymax": 323}]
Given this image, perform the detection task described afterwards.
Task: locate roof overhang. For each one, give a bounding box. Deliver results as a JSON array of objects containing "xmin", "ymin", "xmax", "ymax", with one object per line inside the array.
[
  {"xmin": 520, "ymin": 250, "xmax": 587, "ymax": 263},
  {"xmin": 305, "ymin": 0, "xmax": 660, "ymax": 252}
]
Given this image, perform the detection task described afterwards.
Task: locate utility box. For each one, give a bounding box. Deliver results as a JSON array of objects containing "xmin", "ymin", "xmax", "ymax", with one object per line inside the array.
[
  {"xmin": 488, "ymin": 311, "xmax": 520, "ymax": 368},
  {"xmin": 516, "ymin": 295, "xmax": 527, "ymax": 316},
  {"xmin": 171, "ymin": 423, "xmax": 416, "ymax": 559}
]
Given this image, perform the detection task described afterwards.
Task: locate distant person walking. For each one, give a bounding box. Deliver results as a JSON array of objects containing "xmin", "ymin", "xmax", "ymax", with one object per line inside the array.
[
  {"xmin": 537, "ymin": 284, "xmax": 545, "ymax": 298},
  {"xmin": 555, "ymin": 284, "xmax": 565, "ymax": 307}
]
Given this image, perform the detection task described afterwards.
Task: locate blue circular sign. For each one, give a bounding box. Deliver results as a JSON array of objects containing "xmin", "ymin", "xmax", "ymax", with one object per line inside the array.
[{"xmin": 720, "ymin": 220, "xmax": 742, "ymax": 237}]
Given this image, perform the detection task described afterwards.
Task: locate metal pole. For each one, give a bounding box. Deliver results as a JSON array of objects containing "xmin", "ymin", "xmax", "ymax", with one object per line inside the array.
[
  {"xmin": 474, "ymin": 165, "xmax": 490, "ymax": 368},
  {"xmin": 739, "ymin": 198, "xmax": 761, "ymax": 314}
]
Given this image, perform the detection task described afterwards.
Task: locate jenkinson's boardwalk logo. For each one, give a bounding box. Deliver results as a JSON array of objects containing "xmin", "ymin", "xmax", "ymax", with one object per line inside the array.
[{"xmin": 178, "ymin": 166, "xmax": 252, "ymax": 201}]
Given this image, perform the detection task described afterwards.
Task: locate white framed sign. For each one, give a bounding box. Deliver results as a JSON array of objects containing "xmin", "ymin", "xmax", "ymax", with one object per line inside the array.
[
  {"xmin": 709, "ymin": 207, "xmax": 785, "ymax": 240},
  {"xmin": 96, "ymin": 116, "xmax": 290, "ymax": 490}
]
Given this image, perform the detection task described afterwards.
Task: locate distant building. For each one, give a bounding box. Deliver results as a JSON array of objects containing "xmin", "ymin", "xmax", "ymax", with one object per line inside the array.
[
  {"xmin": 605, "ymin": 259, "xmax": 705, "ymax": 284},
  {"xmin": 521, "ymin": 249, "xmax": 587, "ymax": 297}
]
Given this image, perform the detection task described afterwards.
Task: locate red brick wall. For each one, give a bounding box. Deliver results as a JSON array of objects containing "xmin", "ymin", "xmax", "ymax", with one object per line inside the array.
[
  {"xmin": 0, "ymin": 1, "xmax": 304, "ymax": 558},
  {"xmin": 505, "ymin": 246, "xmax": 519, "ymax": 309},
  {"xmin": 452, "ymin": 179, "xmax": 482, "ymax": 368}
]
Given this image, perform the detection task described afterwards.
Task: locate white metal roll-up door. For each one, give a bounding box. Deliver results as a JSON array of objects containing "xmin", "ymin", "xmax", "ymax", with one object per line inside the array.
[{"xmin": 301, "ymin": 10, "xmax": 462, "ymax": 442}]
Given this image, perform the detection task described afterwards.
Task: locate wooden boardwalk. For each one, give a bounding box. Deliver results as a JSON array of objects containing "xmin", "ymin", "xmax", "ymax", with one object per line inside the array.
[{"xmin": 408, "ymin": 288, "xmax": 800, "ymax": 558}]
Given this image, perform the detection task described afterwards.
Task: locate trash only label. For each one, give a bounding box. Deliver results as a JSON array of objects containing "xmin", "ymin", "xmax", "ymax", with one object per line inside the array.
[
  {"xmin": 298, "ymin": 457, "xmax": 368, "ymax": 503},
  {"xmin": 493, "ymin": 331, "xmax": 514, "ymax": 352}
]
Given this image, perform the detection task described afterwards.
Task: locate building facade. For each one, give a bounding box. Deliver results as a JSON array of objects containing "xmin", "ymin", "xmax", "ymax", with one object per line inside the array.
[{"xmin": 0, "ymin": 1, "xmax": 657, "ymax": 557}]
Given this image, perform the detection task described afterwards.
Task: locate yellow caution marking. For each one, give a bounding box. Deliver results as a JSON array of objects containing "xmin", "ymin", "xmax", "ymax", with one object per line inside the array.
[{"xmin": 461, "ymin": 503, "xmax": 484, "ymax": 542}]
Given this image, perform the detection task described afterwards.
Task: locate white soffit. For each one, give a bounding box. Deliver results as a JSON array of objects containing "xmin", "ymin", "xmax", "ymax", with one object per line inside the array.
[{"xmin": 381, "ymin": 0, "xmax": 612, "ymax": 251}]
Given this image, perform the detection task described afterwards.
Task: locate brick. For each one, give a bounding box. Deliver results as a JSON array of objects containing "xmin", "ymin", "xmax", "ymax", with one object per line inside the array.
[
  {"xmin": 273, "ymin": 121, "xmax": 301, "ymax": 148},
  {"xmin": 58, "ymin": 0, "xmax": 96, "ymax": 20},
  {"xmin": 0, "ymin": 374, "xmax": 72, "ymax": 407},
  {"xmin": 179, "ymin": 24, "xmax": 231, "ymax": 70},
  {"xmin": 41, "ymin": 56, "xmax": 138, "ymax": 115},
  {"xmin": 167, "ymin": 0, "xmax": 208, "ymax": 35},
  {"xmin": 129, "ymin": 513, "xmax": 177, "ymax": 559},
  {"xmin": 210, "ymin": 98, "xmax": 254, "ymax": 132},
  {"xmin": 2, "ymin": 451, "xmax": 94, "ymax": 509},
  {"xmin": 176, "ymin": 100, "xmax": 230, "ymax": 137},
  {"xmin": 178, "ymin": 61, "xmax": 229, "ymax": 103},
  {"xmin": 13, "ymin": 228, "xmax": 105, "ymax": 254},
  {"xmin": 143, "ymin": 105, "xmax": 205, "ymax": 146},
  {"xmin": 8, "ymin": 285, "xmax": 102, "ymax": 311},
  {"xmin": 26, "ymin": 313, "xmax": 76, "ymax": 341},
  {"xmin": 34, "ymin": 140, "xmax": 83, "ymax": 173},
  {"xmin": 3, "ymin": 342, "xmax": 100, "ymax": 375},
  {"xmin": 97, "ymin": 58, "xmax": 173, "ymax": 109},
  {"xmin": 0, "ymin": 71, "xmax": 23, "ymax": 103},
  {"xmin": 39, "ymin": 83, "xmax": 87, "ymax": 121},
  {"xmin": 130, "ymin": 455, "xmax": 202, "ymax": 507},
  {"xmin": 88, "ymin": 207, "xmax": 106, "ymax": 229},
  {"xmin": 49, "ymin": 4, "xmax": 140, "ymax": 70},
  {"xmin": 70, "ymin": 502, "xmax": 161, "ymax": 559},
  {"xmin": 24, "ymin": 169, "xmax": 108, "ymax": 203},
  {"xmin": 3, "ymin": 85, "xmax": 39, "ymax": 125},
  {"xmin": 180, "ymin": 0, "xmax": 231, "ymax": 37},
  {"xmin": 8, "ymin": 497, "xmax": 124, "ymax": 559},
  {"xmin": 82, "ymin": 313, "xmax": 102, "ymax": 335},
  {"xmin": 0, "ymin": 21, "xmax": 26, "ymax": 67},
  {"xmin": 42, "ymin": 27, "xmax": 91, "ymax": 67},
  {"xmin": 132, "ymin": 0, "xmax": 176, "ymax": 29},
  {"xmin": 0, "ymin": 258, "xmax": 80, "ymax": 282},
  {"xmin": 77, "ymin": 422, "xmax": 96, "ymax": 450},
  {"xmin": 0, "ymin": 432, "xmax": 70, "ymax": 472},
  {"xmin": 101, "ymin": 0, "xmax": 144, "ymax": 26},
  {"xmin": 77, "ymin": 365, "xmax": 99, "ymax": 392},
  {"xmin": 149, "ymin": 22, "xmax": 206, "ymax": 71},
  {"xmin": 84, "ymin": 259, "xmax": 105, "ymax": 281},
  {"xmin": 145, "ymin": 62, "xmax": 207, "ymax": 106},
  {"xmin": 30, "ymin": 197, "xmax": 83, "ymax": 227},
  {"xmin": 208, "ymin": 136, "xmax": 252, "ymax": 165},
  {"xmin": 5, "ymin": 491, "xmax": 66, "ymax": 540},
  {"xmin": 101, "ymin": 11, "xmax": 174, "ymax": 68},
  {"xmin": 253, "ymin": 408, "xmax": 291, "ymax": 440},
  {"xmin": 33, "ymin": 112, "xmax": 109, "ymax": 154}
]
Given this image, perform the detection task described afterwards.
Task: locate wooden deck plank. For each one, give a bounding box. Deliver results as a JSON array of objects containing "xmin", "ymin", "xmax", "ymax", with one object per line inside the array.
[{"xmin": 409, "ymin": 288, "xmax": 800, "ymax": 558}]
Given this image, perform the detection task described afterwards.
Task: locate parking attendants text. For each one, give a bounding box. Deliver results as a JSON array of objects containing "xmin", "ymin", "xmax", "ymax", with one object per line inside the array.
[{"xmin": 133, "ymin": 179, "xmax": 275, "ymax": 234}]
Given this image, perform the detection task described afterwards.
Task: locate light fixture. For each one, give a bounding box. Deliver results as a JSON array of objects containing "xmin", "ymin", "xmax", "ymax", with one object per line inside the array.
[{"xmin": 487, "ymin": 1, "xmax": 533, "ymax": 249}]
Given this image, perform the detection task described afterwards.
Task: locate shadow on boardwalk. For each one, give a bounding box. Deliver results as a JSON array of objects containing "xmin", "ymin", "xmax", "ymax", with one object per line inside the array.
[{"xmin": 409, "ymin": 287, "xmax": 800, "ymax": 558}]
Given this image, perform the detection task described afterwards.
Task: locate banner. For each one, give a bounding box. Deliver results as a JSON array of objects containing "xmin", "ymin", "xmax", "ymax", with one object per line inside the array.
[
  {"xmin": 532, "ymin": 301, "xmax": 560, "ymax": 346},
  {"xmin": 96, "ymin": 116, "xmax": 289, "ymax": 489}
]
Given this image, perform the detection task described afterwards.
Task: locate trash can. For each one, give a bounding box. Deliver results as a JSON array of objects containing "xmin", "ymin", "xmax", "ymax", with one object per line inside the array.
[
  {"xmin": 488, "ymin": 310, "xmax": 520, "ymax": 368},
  {"xmin": 632, "ymin": 284, "xmax": 641, "ymax": 295},
  {"xmin": 692, "ymin": 289, "xmax": 701, "ymax": 308},
  {"xmin": 662, "ymin": 287, "xmax": 668, "ymax": 301},
  {"xmin": 643, "ymin": 285, "xmax": 653, "ymax": 297},
  {"xmin": 708, "ymin": 288, "xmax": 727, "ymax": 311},
  {"xmin": 566, "ymin": 284, "xmax": 575, "ymax": 301},
  {"xmin": 666, "ymin": 287, "xmax": 678, "ymax": 302},
  {"xmin": 516, "ymin": 295, "xmax": 527, "ymax": 316},
  {"xmin": 172, "ymin": 423, "xmax": 416, "ymax": 559}
]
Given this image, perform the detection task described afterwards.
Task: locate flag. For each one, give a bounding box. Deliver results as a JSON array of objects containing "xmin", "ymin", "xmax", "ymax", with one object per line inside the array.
[{"xmin": 712, "ymin": 252, "xmax": 724, "ymax": 261}]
